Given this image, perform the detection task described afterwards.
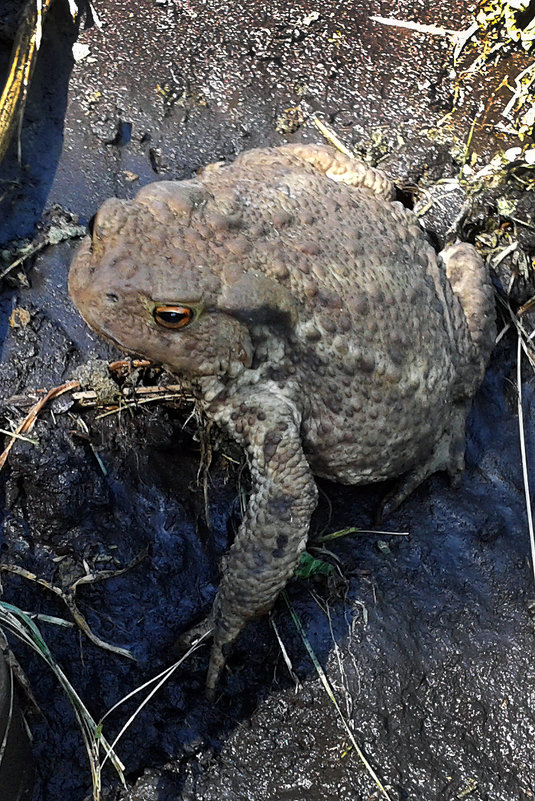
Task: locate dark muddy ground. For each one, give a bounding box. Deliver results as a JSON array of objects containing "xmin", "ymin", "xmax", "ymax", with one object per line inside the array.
[{"xmin": 1, "ymin": 1, "xmax": 535, "ymax": 800}]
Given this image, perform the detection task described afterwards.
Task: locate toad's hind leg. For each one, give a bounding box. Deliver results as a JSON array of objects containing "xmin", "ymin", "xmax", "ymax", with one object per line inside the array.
[
  {"xmin": 205, "ymin": 391, "xmax": 318, "ymax": 699},
  {"xmin": 439, "ymin": 242, "xmax": 496, "ymax": 395},
  {"xmin": 277, "ymin": 143, "xmax": 395, "ymax": 200},
  {"xmin": 378, "ymin": 403, "xmax": 470, "ymax": 520}
]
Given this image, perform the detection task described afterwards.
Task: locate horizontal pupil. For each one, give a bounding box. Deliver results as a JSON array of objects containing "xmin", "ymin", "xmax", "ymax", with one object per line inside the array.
[
  {"xmin": 161, "ymin": 311, "xmax": 185, "ymax": 321},
  {"xmin": 153, "ymin": 306, "xmax": 192, "ymax": 328}
]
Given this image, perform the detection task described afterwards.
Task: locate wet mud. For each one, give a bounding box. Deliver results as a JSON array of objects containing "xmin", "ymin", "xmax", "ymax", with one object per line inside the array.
[{"xmin": 1, "ymin": 1, "xmax": 535, "ymax": 800}]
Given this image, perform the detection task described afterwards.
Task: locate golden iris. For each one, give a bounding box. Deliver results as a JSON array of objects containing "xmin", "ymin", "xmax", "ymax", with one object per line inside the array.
[{"xmin": 153, "ymin": 305, "xmax": 193, "ymax": 329}]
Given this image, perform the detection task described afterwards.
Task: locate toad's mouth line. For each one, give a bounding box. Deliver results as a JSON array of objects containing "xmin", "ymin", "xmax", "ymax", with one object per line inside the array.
[
  {"xmin": 75, "ymin": 311, "xmax": 199, "ymax": 383},
  {"xmin": 77, "ymin": 308, "xmax": 146, "ymax": 362}
]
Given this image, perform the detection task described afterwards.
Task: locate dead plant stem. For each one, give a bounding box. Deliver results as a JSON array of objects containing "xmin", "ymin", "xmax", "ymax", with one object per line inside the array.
[{"xmin": 516, "ymin": 335, "xmax": 535, "ymax": 585}]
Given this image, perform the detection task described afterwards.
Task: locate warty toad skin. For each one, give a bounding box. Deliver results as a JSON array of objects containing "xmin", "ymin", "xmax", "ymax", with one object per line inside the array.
[{"xmin": 69, "ymin": 144, "xmax": 496, "ymax": 695}]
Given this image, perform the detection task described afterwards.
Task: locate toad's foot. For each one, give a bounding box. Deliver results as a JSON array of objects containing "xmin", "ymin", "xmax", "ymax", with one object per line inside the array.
[
  {"xmin": 177, "ymin": 608, "xmax": 215, "ymax": 651},
  {"xmin": 377, "ymin": 403, "xmax": 470, "ymax": 521}
]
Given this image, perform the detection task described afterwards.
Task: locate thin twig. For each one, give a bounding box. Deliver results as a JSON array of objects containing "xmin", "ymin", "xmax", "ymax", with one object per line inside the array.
[
  {"xmin": 71, "ymin": 549, "xmax": 148, "ymax": 590},
  {"xmin": 92, "ymin": 386, "xmax": 187, "ymax": 405},
  {"xmin": 95, "ymin": 391, "xmax": 188, "ymax": 419},
  {"xmin": 0, "ymin": 239, "xmax": 47, "ymax": 282},
  {"xmin": 0, "ymin": 560, "xmax": 143, "ymax": 660},
  {"xmin": 517, "ymin": 296, "xmax": 535, "ymax": 318},
  {"xmin": 496, "ymin": 292, "xmax": 535, "ymax": 372},
  {"xmin": 108, "ymin": 359, "xmax": 151, "ymax": 371},
  {"xmin": 0, "ymin": 380, "xmax": 80, "ymax": 472}
]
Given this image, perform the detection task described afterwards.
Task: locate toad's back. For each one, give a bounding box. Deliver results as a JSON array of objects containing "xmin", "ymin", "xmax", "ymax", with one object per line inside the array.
[{"xmin": 194, "ymin": 146, "xmax": 490, "ymax": 484}]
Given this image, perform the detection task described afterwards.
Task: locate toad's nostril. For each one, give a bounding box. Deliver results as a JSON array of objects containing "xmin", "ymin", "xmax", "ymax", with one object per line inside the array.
[{"xmin": 106, "ymin": 292, "xmax": 119, "ymax": 303}]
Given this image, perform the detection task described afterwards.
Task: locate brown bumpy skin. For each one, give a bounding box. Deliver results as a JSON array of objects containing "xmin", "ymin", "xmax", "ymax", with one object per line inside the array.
[{"xmin": 69, "ymin": 144, "xmax": 496, "ymax": 696}]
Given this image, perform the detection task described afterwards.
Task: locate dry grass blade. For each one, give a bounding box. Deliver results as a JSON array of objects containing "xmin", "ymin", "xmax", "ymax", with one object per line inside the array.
[
  {"xmin": 318, "ymin": 526, "xmax": 409, "ymax": 543},
  {"xmin": 0, "ymin": 379, "xmax": 80, "ymax": 472},
  {"xmin": 516, "ymin": 334, "xmax": 535, "ymax": 586},
  {"xmin": 96, "ymin": 631, "xmax": 211, "ymax": 778},
  {"xmin": 0, "ymin": 602, "xmax": 209, "ymax": 799},
  {"xmin": 496, "ymin": 292, "xmax": 535, "ymax": 371},
  {"xmin": 0, "ymin": 628, "xmax": 41, "ymax": 712},
  {"xmin": 0, "ymin": 427, "xmax": 37, "ymax": 445},
  {"xmin": 271, "ymin": 616, "xmax": 301, "ymax": 691},
  {"xmin": 0, "ymin": 601, "xmax": 126, "ymax": 801},
  {"xmin": 0, "ymin": 653, "xmax": 14, "ymax": 768},
  {"xmin": 70, "ymin": 549, "xmax": 148, "ymax": 591},
  {"xmin": 313, "ymin": 117, "xmax": 353, "ymax": 157},
  {"xmin": 369, "ymin": 15, "xmax": 459, "ymax": 37},
  {"xmin": 498, "ymin": 291, "xmax": 535, "ymax": 579},
  {"xmin": 282, "ymin": 592, "xmax": 392, "ymax": 801},
  {"xmin": 0, "ymin": 0, "xmax": 55, "ymax": 163}
]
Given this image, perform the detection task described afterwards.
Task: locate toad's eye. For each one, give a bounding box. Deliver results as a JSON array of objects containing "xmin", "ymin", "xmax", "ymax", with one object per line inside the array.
[{"xmin": 153, "ymin": 305, "xmax": 193, "ymax": 330}]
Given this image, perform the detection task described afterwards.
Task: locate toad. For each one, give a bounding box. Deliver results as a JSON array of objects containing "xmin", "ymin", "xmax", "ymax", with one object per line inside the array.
[{"xmin": 69, "ymin": 144, "xmax": 495, "ymax": 695}]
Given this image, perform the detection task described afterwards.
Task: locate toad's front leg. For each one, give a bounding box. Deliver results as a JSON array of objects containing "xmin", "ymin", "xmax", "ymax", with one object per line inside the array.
[{"xmin": 206, "ymin": 390, "xmax": 318, "ymax": 697}]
